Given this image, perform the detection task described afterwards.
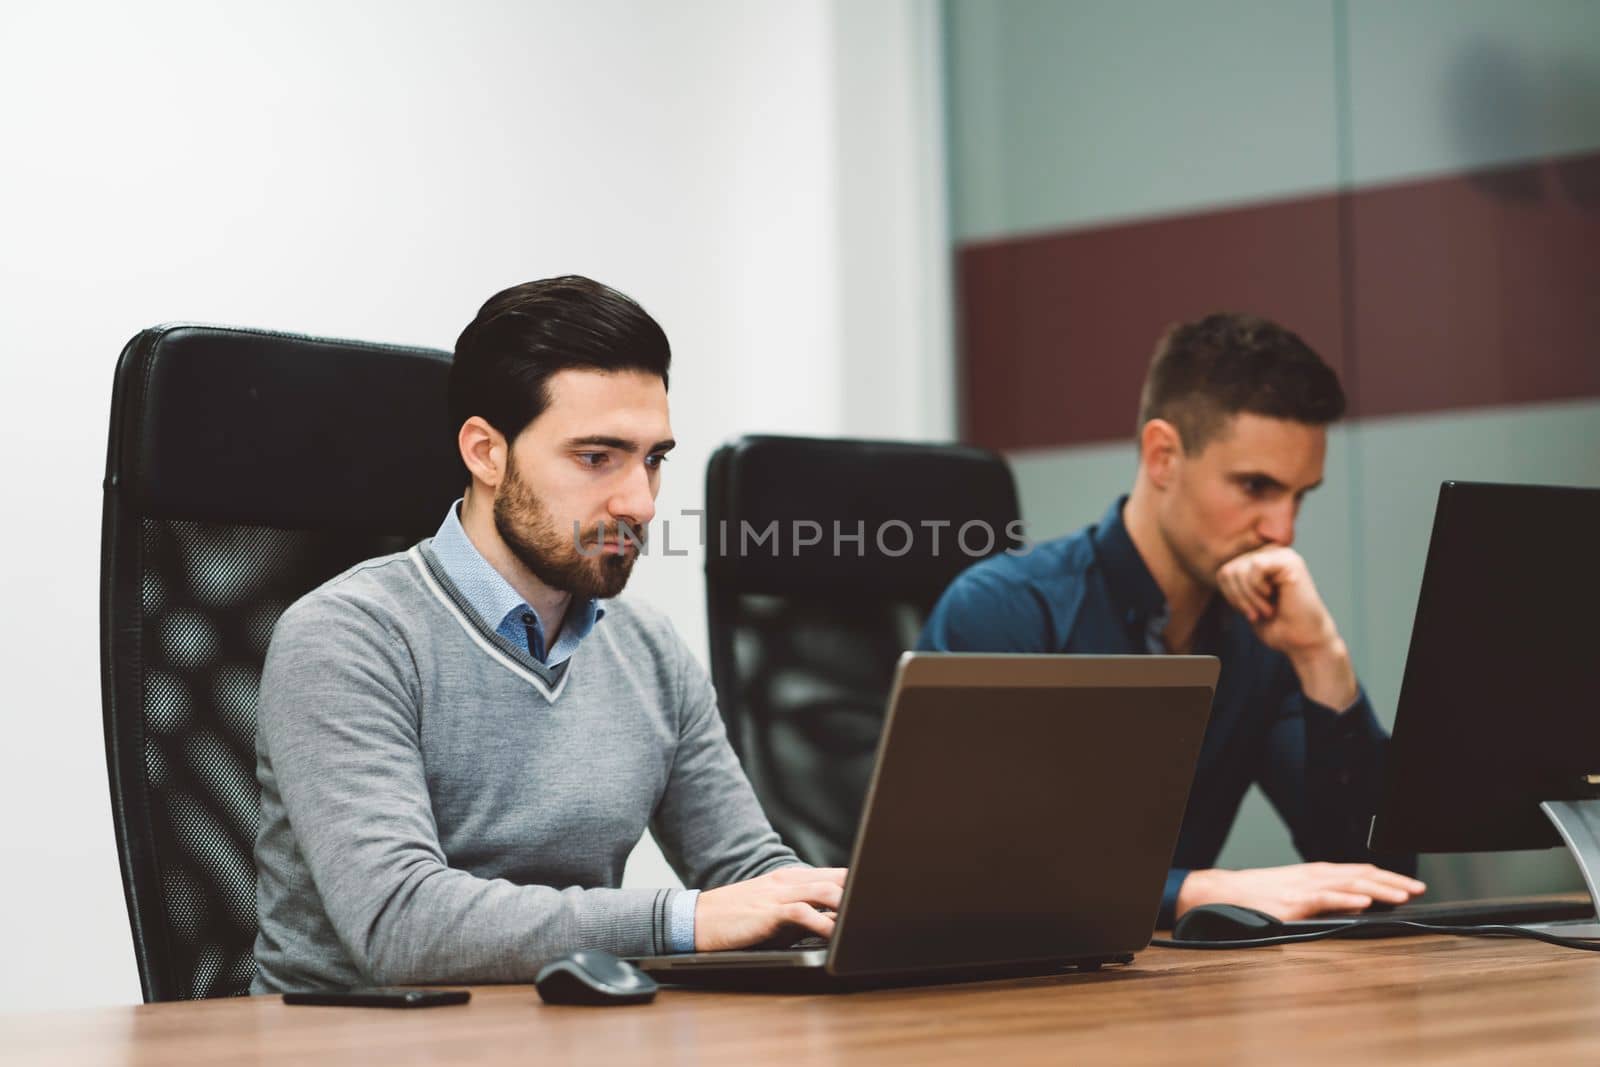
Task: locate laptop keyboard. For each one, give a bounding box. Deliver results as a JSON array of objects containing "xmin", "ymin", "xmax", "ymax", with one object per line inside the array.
[{"xmin": 784, "ymin": 936, "xmax": 831, "ymax": 951}]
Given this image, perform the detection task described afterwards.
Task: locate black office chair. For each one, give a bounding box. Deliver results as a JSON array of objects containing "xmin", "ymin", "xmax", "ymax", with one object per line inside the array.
[
  {"xmin": 703, "ymin": 435, "xmax": 1021, "ymax": 866},
  {"xmin": 99, "ymin": 324, "xmax": 463, "ymax": 1001}
]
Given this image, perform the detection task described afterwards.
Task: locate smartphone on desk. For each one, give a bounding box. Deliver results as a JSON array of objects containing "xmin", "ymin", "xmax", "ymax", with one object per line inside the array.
[{"xmin": 283, "ymin": 987, "xmax": 470, "ymax": 1008}]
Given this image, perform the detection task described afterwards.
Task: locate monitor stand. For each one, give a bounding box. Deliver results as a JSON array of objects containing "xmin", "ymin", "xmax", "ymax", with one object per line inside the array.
[{"xmin": 1528, "ymin": 800, "xmax": 1600, "ymax": 938}]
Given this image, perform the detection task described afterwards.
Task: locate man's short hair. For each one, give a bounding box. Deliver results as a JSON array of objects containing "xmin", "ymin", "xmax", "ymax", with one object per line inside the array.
[
  {"xmin": 449, "ymin": 275, "xmax": 671, "ymax": 444},
  {"xmin": 1136, "ymin": 312, "xmax": 1346, "ymax": 452}
]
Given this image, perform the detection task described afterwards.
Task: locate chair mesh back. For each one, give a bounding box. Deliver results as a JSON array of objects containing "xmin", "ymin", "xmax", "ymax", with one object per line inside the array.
[
  {"xmin": 139, "ymin": 519, "xmax": 412, "ymax": 999},
  {"xmin": 704, "ymin": 435, "xmax": 1020, "ymax": 866},
  {"xmin": 724, "ymin": 595, "xmax": 927, "ymax": 866},
  {"xmin": 102, "ymin": 324, "xmax": 461, "ymax": 1001}
]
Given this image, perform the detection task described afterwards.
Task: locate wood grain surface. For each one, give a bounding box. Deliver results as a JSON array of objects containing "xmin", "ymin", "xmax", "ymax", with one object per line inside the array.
[{"xmin": 8, "ymin": 937, "xmax": 1600, "ymax": 1066}]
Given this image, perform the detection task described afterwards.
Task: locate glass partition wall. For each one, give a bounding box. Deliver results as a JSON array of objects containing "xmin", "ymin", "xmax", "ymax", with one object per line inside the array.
[{"xmin": 943, "ymin": 0, "xmax": 1600, "ymax": 898}]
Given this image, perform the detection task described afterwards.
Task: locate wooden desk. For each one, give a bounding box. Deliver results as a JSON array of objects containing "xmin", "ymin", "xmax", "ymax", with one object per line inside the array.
[{"xmin": 10, "ymin": 938, "xmax": 1600, "ymax": 1065}]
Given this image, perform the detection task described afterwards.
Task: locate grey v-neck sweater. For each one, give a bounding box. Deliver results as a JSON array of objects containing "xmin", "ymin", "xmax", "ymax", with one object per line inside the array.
[{"xmin": 250, "ymin": 541, "xmax": 798, "ymax": 993}]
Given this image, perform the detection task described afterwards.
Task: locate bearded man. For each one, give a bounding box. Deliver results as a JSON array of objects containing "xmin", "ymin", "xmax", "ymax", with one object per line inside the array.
[{"xmin": 252, "ymin": 276, "xmax": 842, "ymax": 993}]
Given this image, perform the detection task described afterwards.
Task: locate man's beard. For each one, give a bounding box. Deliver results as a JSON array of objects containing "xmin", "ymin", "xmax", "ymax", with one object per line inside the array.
[{"xmin": 492, "ymin": 457, "xmax": 642, "ymax": 600}]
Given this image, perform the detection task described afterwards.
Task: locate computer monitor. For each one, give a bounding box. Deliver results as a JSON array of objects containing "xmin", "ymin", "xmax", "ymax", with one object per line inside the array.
[{"xmin": 1369, "ymin": 482, "xmax": 1600, "ymax": 903}]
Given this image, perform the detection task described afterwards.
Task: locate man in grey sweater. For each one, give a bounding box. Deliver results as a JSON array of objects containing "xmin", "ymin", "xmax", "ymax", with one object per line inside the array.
[{"xmin": 252, "ymin": 276, "xmax": 844, "ymax": 993}]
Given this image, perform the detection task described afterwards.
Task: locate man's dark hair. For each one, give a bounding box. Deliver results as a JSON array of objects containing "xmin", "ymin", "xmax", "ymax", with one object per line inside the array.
[
  {"xmin": 1136, "ymin": 312, "xmax": 1345, "ymax": 452},
  {"xmin": 449, "ymin": 275, "xmax": 671, "ymax": 443}
]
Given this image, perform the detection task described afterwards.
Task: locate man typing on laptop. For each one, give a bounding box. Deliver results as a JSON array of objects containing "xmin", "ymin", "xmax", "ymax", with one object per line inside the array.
[
  {"xmin": 251, "ymin": 277, "xmax": 842, "ymax": 992},
  {"xmin": 919, "ymin": 313, "xmax": 1423, "ymax": 926}
]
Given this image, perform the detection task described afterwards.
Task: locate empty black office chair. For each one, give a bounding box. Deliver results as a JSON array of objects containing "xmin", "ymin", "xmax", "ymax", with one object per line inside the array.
[
  {"xmin": 100, "ymin": 324, "xmax": 463, "ymax": 1001},
  {"xmin": 704, "ymin": 435, "xmax": 1021, "ymax": 866}
]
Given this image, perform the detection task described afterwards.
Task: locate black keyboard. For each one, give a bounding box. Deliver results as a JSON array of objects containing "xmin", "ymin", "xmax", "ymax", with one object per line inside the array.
[
  {"xmin": 1293, "ymin": 896, "xmax": 1594, "ymax": 932},
  {"xmin": 1368, "ymin": 897, "xmax": 1593, "ymax": 925}
]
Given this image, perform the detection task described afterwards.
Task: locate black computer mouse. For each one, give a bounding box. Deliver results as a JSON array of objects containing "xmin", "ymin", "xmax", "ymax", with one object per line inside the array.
[
  {"xmin": 1172, "ymin": 904, "xmax": 1286, "ymax": 942},
  {"xmin": 534, "ymin": 949, "xmax": 659, "ymax": 1005}
]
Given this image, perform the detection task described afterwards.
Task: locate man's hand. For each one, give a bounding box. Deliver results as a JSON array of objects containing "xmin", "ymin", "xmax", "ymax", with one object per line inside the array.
[
  {"xmin": 1216, "ymin": 546, "xmax": 1358, "ymax": 708},
  {"xmin": 1177, "ymin": 863, "xmax": 1426, "ymax": 922},
  {"xmin": 694, "ymin": 867, "xmax": 847, "ymax": 951}
]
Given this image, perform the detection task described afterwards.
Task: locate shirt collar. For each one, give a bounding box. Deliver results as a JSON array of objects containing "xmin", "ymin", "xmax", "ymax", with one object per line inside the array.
[
  {"xmin": 1090, "ymin": 494, "xmax": 1234, "ymax": 654},
  {"xmin": 1088, "ymin": 495, "xmax": 1170, "ymax": 632},
  {"xmin": 430, "ymin": 500, "xmax": 605, "ymax": 642}
]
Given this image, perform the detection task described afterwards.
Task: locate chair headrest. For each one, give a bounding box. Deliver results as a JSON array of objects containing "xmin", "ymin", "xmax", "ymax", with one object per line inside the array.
[
  {"xmin": 704, "ymin": 434, "xmax": 1020, "ymax": 599},
  {"xmin": 109, "ymin": 324, "xmax": 464, "ymax": 532}
]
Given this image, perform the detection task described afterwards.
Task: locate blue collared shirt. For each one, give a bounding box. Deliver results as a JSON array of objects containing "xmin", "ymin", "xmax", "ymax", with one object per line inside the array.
[
  {"xmin": 917, "ymin": 496, "xmax": 1412, "ymax": 927},
  {"xmin": 430, "ymin": 502, "xmax": 699, "ymax": 951},
  {"xmin": 431, "ymin": 501, "xmax": 604, "ymax": 667}
]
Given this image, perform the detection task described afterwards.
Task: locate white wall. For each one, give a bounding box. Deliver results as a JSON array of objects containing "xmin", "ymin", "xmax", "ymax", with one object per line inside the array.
[{"xmin": 0, "ymin": 0, "xmax": 949, "ymax": 1012}]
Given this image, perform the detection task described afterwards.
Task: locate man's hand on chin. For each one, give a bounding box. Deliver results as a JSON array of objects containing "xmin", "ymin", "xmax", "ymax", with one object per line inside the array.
[
  {"xmin": 1215, "ymin": 545, "xmax": 1359, "ymax": 709},
  {"xmin": 1177, "ymin": 864, "xmax": 1427, "ymax": 922}
]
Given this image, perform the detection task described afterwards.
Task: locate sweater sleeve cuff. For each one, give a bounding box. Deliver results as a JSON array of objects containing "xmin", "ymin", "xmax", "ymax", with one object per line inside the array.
[
  {"xmin": 1159, "ymin": 868, "xmax": 1189, "ymax": 930},
  {"xmin": 668, "ymin": 888, "xmax": 700, "ymax": 953}
]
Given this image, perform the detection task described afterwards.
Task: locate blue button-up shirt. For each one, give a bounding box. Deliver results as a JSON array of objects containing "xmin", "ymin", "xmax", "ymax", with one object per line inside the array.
[
  {"xmin": 431, "ymin": 501, "xmax": 604, "ymax": 667},
  {"xmin": 430, "ymin": 501, "xmax": 700, "ymax": 950},
  {"xmin": 917, "ymin": 497, "xmax": 1411, "ymax": 927}
]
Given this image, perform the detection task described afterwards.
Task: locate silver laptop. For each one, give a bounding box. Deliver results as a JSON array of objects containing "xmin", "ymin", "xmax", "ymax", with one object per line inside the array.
[{"xmin": 634, "ymin": 652, "xmax": 1218, "ymax": 991}]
